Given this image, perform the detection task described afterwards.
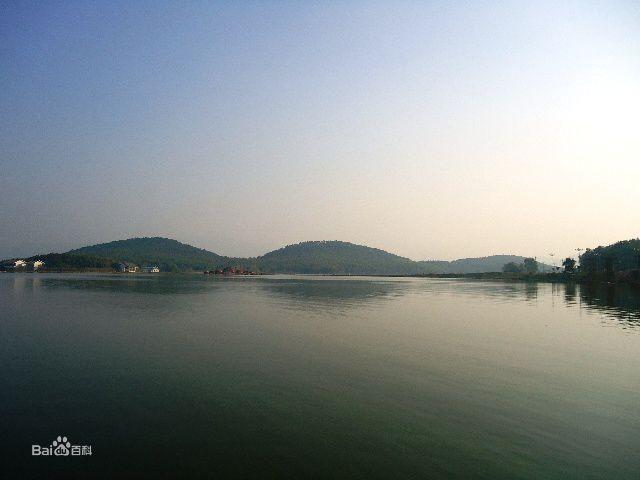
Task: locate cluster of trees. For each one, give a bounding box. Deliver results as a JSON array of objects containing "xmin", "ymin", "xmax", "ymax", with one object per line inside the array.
[
  {"xmin": 579, "ymin": 239, "xmax": 640, "ymax": 276},
  {"xmin": 562, "ymin": 257, "xmax": 576, "ymax": 272},
  {"xmin": 502, "ymin": 257, "xmax": 539, "ymax": 274},
  {"xmin": 501, "ymin": 239, "xmax": 640, "ymax": 280}
]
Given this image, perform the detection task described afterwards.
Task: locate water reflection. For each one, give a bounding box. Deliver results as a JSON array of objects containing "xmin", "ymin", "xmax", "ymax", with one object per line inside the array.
[
  {"xmin": 258, "ymin": 277, "xmax": 410, "ymax": 311},
  {"xmin": 257, "ymin": 277, "xmax": 640, "ymax": 328},
  {"xmin": 3, "ymin": 273, "xmax": 639, "ymax": 328},
  {"xmin": 578, "ymin": 282, "xmax": 640, "ymax": 328},
  {"xmin": 564, "ymin": 282, "xmax": 578, "ymax": 305},
  {"xmin": 524, "ymin": 282, "xmax": 539, "ymax": 302},
  {"xmin": 38, "ymin": 274, "xmax": 217, "ymax": 295}
]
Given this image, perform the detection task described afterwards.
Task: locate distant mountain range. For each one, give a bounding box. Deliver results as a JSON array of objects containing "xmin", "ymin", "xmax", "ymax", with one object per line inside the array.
[{"xmin": 8, "ymin": 237, "xmax": 544, "ymax": 274}]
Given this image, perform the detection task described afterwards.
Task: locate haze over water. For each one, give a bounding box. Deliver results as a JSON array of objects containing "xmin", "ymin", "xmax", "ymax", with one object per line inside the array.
[{"xmin": 2, "ymin": 274, "xmax": 639, "ymax": 478}]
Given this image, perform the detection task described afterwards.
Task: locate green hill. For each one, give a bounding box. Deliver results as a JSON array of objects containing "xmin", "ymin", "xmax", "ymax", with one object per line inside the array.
[
  {"xmin": 68, "ymin": 237, "xmax": 227, "ymax": 272},
  {"xmin": 254, "ymin": 240, "xmax": 418, "ymax": 274}
]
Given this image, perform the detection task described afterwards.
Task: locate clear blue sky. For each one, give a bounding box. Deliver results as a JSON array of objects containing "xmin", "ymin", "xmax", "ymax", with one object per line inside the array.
[{"xmin": 1, "ymin": 1, "xmax": 639, "ymax": 261}]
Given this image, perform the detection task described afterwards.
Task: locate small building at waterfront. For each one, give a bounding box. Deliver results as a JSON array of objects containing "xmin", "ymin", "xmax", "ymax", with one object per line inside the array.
[
  {"xmin": 30, "ymin": 260, "xmax": 45, "ymax": 270},
  {"xmin": 141, "ymin": 265, "xmax": 160, "ymax": 273},
  {"xmin": 116, "ymin": 262, "xmax": 139, "ymax": 273}
]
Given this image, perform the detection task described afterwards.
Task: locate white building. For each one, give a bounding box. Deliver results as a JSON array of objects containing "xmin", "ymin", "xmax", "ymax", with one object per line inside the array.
[
  {"xmin": 32, "ymin": 260, "xmax": 45, "ymax": 270},
  {"xmin": 116, "ymin": 262, "xmax": 139, "ymax": 273},
  {"xmin": 141, "ymin": 265, "xmax": 160, "ymax": 273}
]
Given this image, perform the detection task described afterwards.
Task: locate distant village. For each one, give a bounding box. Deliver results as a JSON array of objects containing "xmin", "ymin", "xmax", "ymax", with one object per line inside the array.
[{"xmin": 115, "ymin": 262, "xmax": 160, "ymax": 273}]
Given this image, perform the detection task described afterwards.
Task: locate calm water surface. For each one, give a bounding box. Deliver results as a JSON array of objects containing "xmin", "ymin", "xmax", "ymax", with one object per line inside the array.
[{"xmin": 1, "ymin": 274, "xmax": 639, "ymax": 479}]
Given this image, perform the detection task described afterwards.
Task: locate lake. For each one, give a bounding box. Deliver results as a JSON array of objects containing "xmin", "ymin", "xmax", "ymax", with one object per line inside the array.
[{"xmin": 2, "ymin": 274, "xmax": 639, "ymax": 479}]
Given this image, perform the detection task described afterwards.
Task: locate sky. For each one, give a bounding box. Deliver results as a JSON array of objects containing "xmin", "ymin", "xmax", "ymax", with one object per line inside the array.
[{"xmin": 1, "ymin": 1, "xmax": 639, "ymax": 263}]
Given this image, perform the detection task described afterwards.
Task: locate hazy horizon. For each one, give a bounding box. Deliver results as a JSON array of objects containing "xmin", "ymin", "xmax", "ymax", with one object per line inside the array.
[{"xmin": 2, "ymin": 1, "xmax": 638, "ymax": 263}]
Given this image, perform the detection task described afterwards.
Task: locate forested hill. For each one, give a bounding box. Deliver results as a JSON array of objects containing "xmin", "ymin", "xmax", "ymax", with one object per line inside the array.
[
  {"xmin": 68, "ymin": 237, "xmax": 228, "ymax": 271},
  {"xmin": 254, "ymin": 241, "xmax": 418, "ymax": 274}
]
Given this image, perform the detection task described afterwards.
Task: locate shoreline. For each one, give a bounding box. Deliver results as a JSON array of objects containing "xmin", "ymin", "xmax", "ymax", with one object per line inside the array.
[{"xmin": 3, "ymin": 269, "xmax": 639, "ymax": 286}]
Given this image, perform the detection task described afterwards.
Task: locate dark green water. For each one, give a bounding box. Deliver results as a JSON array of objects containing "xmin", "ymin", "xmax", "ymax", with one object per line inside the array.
[{"xmin": 1, "ymin": 274, "xmax": 639, "ymax": 479}]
